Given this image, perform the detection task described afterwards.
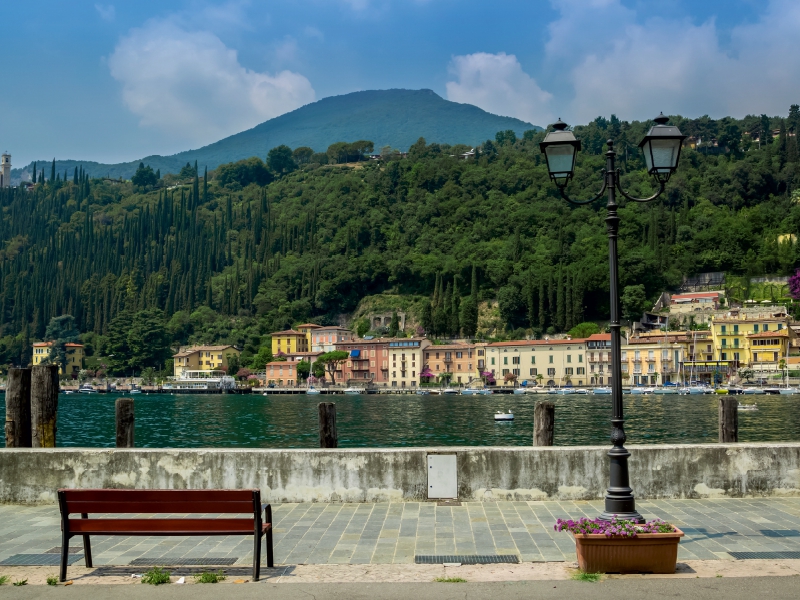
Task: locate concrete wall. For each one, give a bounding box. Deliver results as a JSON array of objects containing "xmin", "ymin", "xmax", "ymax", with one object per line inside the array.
[{"xmin": 1, "ymin": 443, "xmax": 799, "ymax": 505}]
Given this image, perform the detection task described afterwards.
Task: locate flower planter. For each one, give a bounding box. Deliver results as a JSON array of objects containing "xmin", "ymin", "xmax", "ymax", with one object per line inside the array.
[{"xmin": 573, "ymin": 527, "xmax": 684, "ymax": 574}]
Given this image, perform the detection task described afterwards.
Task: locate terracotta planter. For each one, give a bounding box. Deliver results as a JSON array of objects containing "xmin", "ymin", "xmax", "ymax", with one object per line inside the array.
[{"xmin": 573, "ymin": 527, "xmax": 684, "ymax": 574}]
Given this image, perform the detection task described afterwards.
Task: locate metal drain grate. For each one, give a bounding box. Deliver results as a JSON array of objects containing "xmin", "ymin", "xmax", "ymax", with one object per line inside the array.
[
  {"xmin": 437, "ymin": 501, "xmax": 462, "ymax": 507},
  {"xmin": 46, "ymin": 547, "xmax": 84, "ymax": 554},
  {"xmin": 415, "ymin": 555, "xmax": 519, "ymax": 565},
  {"xmin": 729, "ymin": 551, "xmax": 800, "ymax": 560},
  {"xmin": 129, "ymin": 557, "xmax": 239, "ymax": 566},
  {"xmin": 0, "ymin": 554, "xmax": 84, "ymax": 566}
]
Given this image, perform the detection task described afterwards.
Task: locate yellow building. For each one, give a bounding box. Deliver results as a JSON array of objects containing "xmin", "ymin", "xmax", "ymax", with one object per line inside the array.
[
  {"xmin": 172, "ymin": 345, "xmax": 241, "ymax": 378},
  {"xmin": 31, "ymin": 342, "xmax": 85, "ymax": 377},
  {"xmin": 423, "ymin": 343, "xmax": 487, "ymax": 386},
  {"xmin": 486, "ymin": 339, "xmax": 588, "ymax": 387},
  {"xmin": 622, "ymin": 334, "xmax": 687, "ymax": 386},
  {"xmin": 711, "ymin": 311, "xmax": 792, "ymax": 376},
  {"xmin": 296, "ymin": 323, "xmax": 321, "ymax": 352},
  {"xmin": 271, "ymin": 329, "xmax": 309, "ymax": 355}
]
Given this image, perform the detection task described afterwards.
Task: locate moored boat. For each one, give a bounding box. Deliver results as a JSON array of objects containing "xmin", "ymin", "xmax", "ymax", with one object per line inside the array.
[
  {"xmin": 592, "ymin": 387, "xmax": 612, "ymax": 395},
  {"xmin": 343, "ymin": 387, "xmax": 364, "ymax": 395},
  {"xmin": 306, "ymin": 386, "xmax": 321, "ymax": 395},
  {"xmin": 441, "ymin": 388, "xmax": 459, "ymax": 395},
  {"xmin": 494, "ymin": 411, "xmax": 514, "ymax": 421}
]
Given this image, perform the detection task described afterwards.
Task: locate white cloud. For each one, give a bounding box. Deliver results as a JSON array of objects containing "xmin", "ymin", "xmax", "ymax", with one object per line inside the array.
[
  {"xmin": 546, "ymin": 0, "xmax": 800, "ymax": 122},
  {"xmin": 94, "ymin": 3, "xmax": 115, "ymax": 22},
  {"xmin": 445, "ymin": 52, "xmax": 554, "ymax": 126},
  {"xmin": 108, "ymin": 20, "xmax": 315, "ymax": 146},
  {"xmin": 303, "ymin": 26, "xmax": 324, "ymax": 41}
]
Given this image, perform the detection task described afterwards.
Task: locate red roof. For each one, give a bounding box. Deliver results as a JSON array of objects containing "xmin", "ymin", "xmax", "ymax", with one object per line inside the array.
[
  {"xmin": 671, "ymin": 292, "xmax": 722, "ymax": 300},
  {"xmin": 488, "ymin": 338, "xmax": 587, "ymax": 347},
  {"xmin": 587, "ymin": 333, "xmax": 611, "ymax": 341},
  {"xmin": 296, "ymin": 323, "xmax": 322, "ymax": 329},
  {"xmin": 271, "ymin": 329, "xmax": 305, "ymax": 336}
]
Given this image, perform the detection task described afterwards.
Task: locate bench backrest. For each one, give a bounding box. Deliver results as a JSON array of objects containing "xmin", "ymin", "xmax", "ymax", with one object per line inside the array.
[{"xmin": 58, "ymin": 489, "xmax": 260, "ymax": 516}]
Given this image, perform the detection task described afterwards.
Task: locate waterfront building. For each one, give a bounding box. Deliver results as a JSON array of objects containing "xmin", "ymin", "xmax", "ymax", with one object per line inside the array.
[
  {"xmin": 31, "ymin": 341, "xmax": 84, "ymax": 377},
  {"xmin": 423, "ymin": 343, "xmax": 486, "ymax": 385},
  {"xmin": 710, "ymin": 309, "xmax": 792, "ymax": 377},
  {"xmin": 485, "ymin": 339, "xmax": 588, "ymax": 387},
  {"xmin": 622, "ymin": 333, "xmax": 686, "ymax": 385},
  {"xmin": 309, "ymin": 326, "xmax": 355, "ymax": 352},
  {"xmin": 264, "ymin": 360, "xmax": 300, "ymax": 386},
  {"xmin": 586, "ymin": 333, "xmax": 612, "ymax": 386},
  {"xmin": 172, "ymin": 345, "xmax": 240, "ymax": 378},
  {"xmin": 271, "ymin": 329, "xmax": 309, "ymax": 355},
  {"xmin": 334, "ymin": 337, "xmax": 430, "ymax": 387},
  {"xmin": 296, "ymin": 324, "xmax": 321, "ymax": 351}
]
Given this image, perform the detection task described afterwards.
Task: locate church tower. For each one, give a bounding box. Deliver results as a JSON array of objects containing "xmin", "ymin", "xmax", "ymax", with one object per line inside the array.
[{"xmin": 0, "ymin": 153, "xmax": 10, "ymax": 188}]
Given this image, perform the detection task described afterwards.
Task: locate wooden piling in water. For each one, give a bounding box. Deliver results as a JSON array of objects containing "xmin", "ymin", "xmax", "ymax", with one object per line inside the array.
[
  {"xmin": 5, "ymin": 368, "xmax": 32, "ymax": 448},
  {"xmin": 115, "ymin": 398, "xmax": 135, "ymax": 448},
  {"xmin": 318, "ymin": 402, "xmax": 338, "ymax": 448},
  {"xmin": 534, "ymin": 401, "xmax": 555, "ymax": 446},
  {"xmin": 719, "ymin": 397, "xmax": 738, "ymax": 443},
  {"xmin": 31, "ymin": 365, "xmax": 59, "ymax": 448}
]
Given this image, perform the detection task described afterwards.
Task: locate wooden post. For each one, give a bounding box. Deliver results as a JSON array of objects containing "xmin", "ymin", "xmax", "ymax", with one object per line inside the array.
[
  {"xmin": 31, "ymin": 365, "xmax": 59, "ymax": 448},
  {"xmin": 115, "ymin": 398, "xmax": 135, "ymax": 448},
  {"xmin": 719, "ymin": 397, "xmax": 738, "ymax": 443},
  {"xmin": 5, "ymin": 368, "xmax": 32, "ymax": 448},
  {"xmin": 318, "ymin": 402, "xmax": 338, "ymax": 448},
  {"xmin": 533, "ymin": 401, "xmax": 555, "ymax": 446}
]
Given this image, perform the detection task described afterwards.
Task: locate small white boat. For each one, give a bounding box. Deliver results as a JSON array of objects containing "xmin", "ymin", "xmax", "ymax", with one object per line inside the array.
[
  {"xmin": 513, "ymin": 387, "xmax": 528, "ymax": 395},
  {"xmin": 343, "ymin": 387, "xmax": 364, "ymax": 395},
  {"xmin": 415, "ymin": 389, "xmax": 430, "ymax": 395},
  {"xmin": 630, "ymin": 387, "xmax": 654, "ymax": 395},
  {"xmin": 742, "ymin": 388, "xmax": 763, "ymax": 395},
  {"xmin": 679, "ymin": 386, "xmax": 709, "ymax": 395},
  {"xmin": 779, "ymin": 388, "xmax": 798, "ymax": 395},
  {"xmin": 462, "ymin": 387, "xmax": 492, "ymax": 395},
  {"xmin": 652, "ymin": 387, "xmax": 679, "ymax": 395},
  {"xmin": 738, "ymin": 403, "xmax": 758, "ymax": 411},
  {"xmin": 572, "ymin": 388, "xmax": 589, "ymax": 395},
  {"xmin": 726, "ymin": 387, "xmax": 745, "ymax": 395},
  {"xmin": 763, "ymin": 387, "xmax": 781, "ymax": 395},
  {"xmin": 441, "ymin": 388, "xmax": 459, "ymax": 395},
  {"xmin": 62, "ymin": 390, "xmax": 74, "ymax": 394},
  {"xmin": 129, "ymin": 389, "xmax": 142, "ymax": 395},
  {"xmin": 593, "ymin": 387, "xmax": 612, "ymax": 395},
  {"xmin": 306, "ymin": 386, "xmax": 321, "ymax": 395},
  {"xmin": 79, "ymin": 386, "xmax": 98, "ymax": 394},
  {"xmin": 494, "ymin": 411, "xmax": 514, "ymax": 421}
]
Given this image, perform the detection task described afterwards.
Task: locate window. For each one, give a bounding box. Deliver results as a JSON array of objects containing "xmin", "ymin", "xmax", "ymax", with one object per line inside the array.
[
  {"xmin": 512, "ymin": 356, "xmax": 520, "ymax": 364},
  {"xmin": 502, "ymin": 369, "xmax": 509, "ymax": 375},
  {"xmin": 778, "ymin": 324, "xmax": 784, "ymax": 330},
  {"xmin": 648, "ymin": 350, "xmax": 654, "ymax": 360},
  {"xmin": 530, "ymin": 368, "xmax": 538, "ymax": 376},
  {"xmin": 721, "ymin": 325, "xmax": 726, "ymax": 333},
  {"xmin": 435, "ymin": 352, "xmax": 440, "ymax": 359},
  {"xmin": 456, "ymin": 351, "xmax": 463, "ymax": 358},
  {"xmin": 513, "ymin": 368, "xmax": 520, "ymax": 376},
  {"xmin": 549, "ymin": 355, "xmax": 554, "ymax": 364},
  {"xmin": 547, "ymin": 368, "xmax": 556, "ymax": 376},
  {"xmin": 722, "ymin": 339, "xmax": 727, "ymax": 347},
  {"xmin": 734, "ymin": 352, "xmax": 740, "ymax": 361},
  {"xmin": 721, "ymin": 353, "xmax": 727, "ymax": 360},
  {"xmin": 478, "ymin": 349, "xmax": 484, "ymax": 356},
  {"xmin": 392, "ymin": 371, "xmax": 396, "ymax": 377},
  {"xmin": 579, "ymin": 355, "xmax": 583, "ymax": 363},
  {"xmin": 577, "ymin": 367, "xmax": 585, "ymax": 375},
  {"xmin": 763, "ymin": 324, "xmax": 769, "ymax": 331},
  {"xmin": 733, "ymin": 325, "xmax": 739, "ymax": 333},
  {"xmin": 734, "ymin": 338, "xmax": 739, "ymax": 348},
  {"xmin": 621, "ymin": 351, "xmax": 627, "ymax": 361},
  {"xmin": 567, "ymin": 355, "xmax": 572, "ymax": 363},
  {"xmin": 754, "ymin": 325, "xmax": 759, "ymax": 332},
  {"xmin": 504, "ymin": 357, "xmax": 508, "ymax": 365},
  {"xmin": 531, "ymin": 356, "xmax": 536, "ymax": 364},
  {"xmin": 565, "ymin": 367, "xmax": 574, "ymax": 375},
  {"xmin": 491, "ymin": 357, "xmax": 495, "ymax": 365}
]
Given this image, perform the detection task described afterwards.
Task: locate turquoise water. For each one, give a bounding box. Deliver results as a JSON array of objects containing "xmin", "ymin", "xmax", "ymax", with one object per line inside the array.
[{"xmin": 1, "ymin": 393, "xmax": 798, "ymax": 448}]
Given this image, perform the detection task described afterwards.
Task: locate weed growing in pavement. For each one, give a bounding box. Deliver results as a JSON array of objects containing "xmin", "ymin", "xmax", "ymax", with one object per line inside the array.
[
  {"xmin": 571, "ymin": 570, "xmax": 602, "ymax": 582},
  {"xmin": 0, "ymin": 575, "xmax": 9, "ymax": 585},
  {"xmin": 141, "ymin": 567, "xmax": 171, "ymax": 585},
  {"xmin": 46, "ymin": 576, "xmax": 58, "ymax": 586},
  {"xmin": 12, "ymin": 579, "xmax": 28, "ymax": 586},
  {"xmin": 434, "ymin": 577, "xmax": 467, "ymax": 583},
  {"xmin": 194, "ymin": 570, "xmax": 227, "ymax": 584}
]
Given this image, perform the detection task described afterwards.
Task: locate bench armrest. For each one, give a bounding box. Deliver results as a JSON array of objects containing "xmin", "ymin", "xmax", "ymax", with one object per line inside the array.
[{"xmin": 262, "ymin": 503, "xmax": 272, "ymax": 524}]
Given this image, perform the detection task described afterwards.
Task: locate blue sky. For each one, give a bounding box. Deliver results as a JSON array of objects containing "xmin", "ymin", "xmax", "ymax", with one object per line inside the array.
[{"xmin": 1, "ymin": 0, "xmax": 797, "ymax": 165}]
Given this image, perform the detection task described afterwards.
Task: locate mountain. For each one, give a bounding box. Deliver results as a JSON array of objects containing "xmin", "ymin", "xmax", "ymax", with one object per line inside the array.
[{"xmin": 13, "ymin": 89, "xmax": 539, "ymax": 181}]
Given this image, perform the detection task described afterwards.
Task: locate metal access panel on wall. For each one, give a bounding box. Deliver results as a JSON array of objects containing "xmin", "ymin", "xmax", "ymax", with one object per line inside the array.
[{"xmin": 427, "ymin": 454, "xmax": 457, "ymax": 499}]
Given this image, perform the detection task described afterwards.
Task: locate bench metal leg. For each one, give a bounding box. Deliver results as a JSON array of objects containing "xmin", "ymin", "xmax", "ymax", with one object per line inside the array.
[
  {"xmin": 81, "ymin": 513, "xmax": 93, "ymax": 568},
  {"xmin": 266, "ymin": 526, "xmax": 274, "ymax": 568},
  {"xmin": 60, "ymin": 530, "xmax": 70, "ymax": 582},
  {"xmin": 253, "ymin": 533, "xmax": 261, "ymax": 581}
]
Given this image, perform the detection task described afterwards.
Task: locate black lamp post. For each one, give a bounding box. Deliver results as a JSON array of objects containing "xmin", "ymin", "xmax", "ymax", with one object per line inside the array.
[{"xmin": 540, "ymin": 114, "xmax": 686, "ymax": 522}]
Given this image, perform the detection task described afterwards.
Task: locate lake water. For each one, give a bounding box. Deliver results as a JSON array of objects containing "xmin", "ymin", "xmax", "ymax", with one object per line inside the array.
[{"xmin": 1, "ymin": 393, "xmax": 798, "ymax": 448}]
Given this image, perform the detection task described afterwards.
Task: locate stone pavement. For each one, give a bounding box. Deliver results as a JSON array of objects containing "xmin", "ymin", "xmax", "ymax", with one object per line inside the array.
[{"xmin": 1, "ymin": 499, "xmax": 800, "ymax": 568}]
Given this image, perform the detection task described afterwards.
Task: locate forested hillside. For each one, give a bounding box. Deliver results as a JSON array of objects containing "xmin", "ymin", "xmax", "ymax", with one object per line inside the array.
[
  {"xmin": 12, "ymin": 89, "xmax": 536, "ymax": 182},
  {"xmin": 1, "ymin": 108, "xmax": 799, "ymax": 372}
]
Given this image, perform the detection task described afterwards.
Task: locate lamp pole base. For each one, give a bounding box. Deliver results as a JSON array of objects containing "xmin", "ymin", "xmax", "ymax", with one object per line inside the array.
[{"xmin": 598, "ymin": 509, "xmax": 645, "ymax": 524}]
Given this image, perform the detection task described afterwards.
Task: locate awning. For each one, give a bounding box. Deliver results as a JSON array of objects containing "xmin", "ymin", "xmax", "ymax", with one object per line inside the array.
[{"xmin": 350, "ymin": 350, "xmax": 360, "ymax": 358}]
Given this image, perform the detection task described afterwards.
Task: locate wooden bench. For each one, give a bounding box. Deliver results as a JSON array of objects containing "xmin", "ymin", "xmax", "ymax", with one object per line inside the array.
[{"xmin": 57, "ymin": 489, "xmax": 273, "ymax": 582}]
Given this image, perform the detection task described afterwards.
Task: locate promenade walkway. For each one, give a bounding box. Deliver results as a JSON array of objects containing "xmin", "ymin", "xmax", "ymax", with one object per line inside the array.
[{"xmin": 2, "ymin": 498, "xmax": 800, "ymax": 569}]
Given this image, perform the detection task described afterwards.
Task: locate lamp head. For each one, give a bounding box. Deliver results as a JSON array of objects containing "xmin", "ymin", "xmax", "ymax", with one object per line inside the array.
[
  {"xmin": 638, "ymin": 113, "xmax": 687, "ymax": 184},
  {"xmin": 539, "ymin": 119, "xmax": 581, "ymax": 186}
]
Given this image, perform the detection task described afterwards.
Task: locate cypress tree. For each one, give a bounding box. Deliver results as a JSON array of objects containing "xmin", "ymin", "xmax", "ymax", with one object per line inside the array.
[
  {"xmin": 50, "ymin": 158, "xmax": 56, "ymax": 183},
  {"xmin": 538, "ymin": 279, "xmax": 546, "ymax": 331},
  {"xmin": 556, "ymin": 268, "xmax": 565, "ymax": 331},
  {"xmin": 564, "ymin": 269, "xmax": 573, "ymax": 331}
]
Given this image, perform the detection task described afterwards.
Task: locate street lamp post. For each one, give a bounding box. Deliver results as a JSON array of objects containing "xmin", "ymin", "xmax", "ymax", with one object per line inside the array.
[{"xmin": 539, "ymin": 113, "xmax": 686, "ymax": 522}]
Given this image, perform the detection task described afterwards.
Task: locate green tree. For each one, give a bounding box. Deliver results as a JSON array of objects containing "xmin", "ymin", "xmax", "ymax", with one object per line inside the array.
[
  {"xmin": 44, "ymin": 315, "xmax": 80, "ymax": 373},
  {"xmin": 125, "ymin": 308, "xmax": 171, "ymax": 372},
  {"xmin": 250, "ymin": 346, "xmax": 274, "ymax": 370},
  {"xmin": 267, "ymin": 145, "xmax": 297, "ymax": 175},
  {"xmin": 131, "ymin": 162, "xmax": 158, "ymax": 189},
  {"xmin": 292, "ymin": 147, "xmax": 314, "ymax": 165},
  {"xmin": 215, "ymin": 158, "xmax": 273, "ymax": 187},
  {"xmin": 317, "ymin": 350, "xmax": 348, "ymax": 384},
  {"xmin": 311, "ymin": 359, "xmax": 326, "ymax": 380},
  {"xmin": 296, "ymin": 359, "xmax": 311, "ymax": 382},
  {"xmin": 621, "ymin": 285, "xmax": 648, "ymax": 325},
  {"xmin": 568, "ymin": 322, "xmax": 600, "ymax": 338},
  {"xmin": 389, "ymin": 311, "xmax": 400, "ymax": 337},
  {"xmin": 460, "ymin": 297, "xmax": 478, "ymax": 338},
  {"xmin": 179, "ymin": 162, "xmax": 196, "ymax": 179}
]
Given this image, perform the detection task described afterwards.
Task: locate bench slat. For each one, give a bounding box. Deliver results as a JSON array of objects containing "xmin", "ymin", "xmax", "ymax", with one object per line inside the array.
[
  {"xmin": 63, "ymin": 501, "xmax": 256, "ymax": 514},
  {"xmin": 60, "ymin": 489, "xmax": 255, "ymax": 502},
  {"xmin": 68, "ymin": 518, "xmax": 259, "ymax": 535}
]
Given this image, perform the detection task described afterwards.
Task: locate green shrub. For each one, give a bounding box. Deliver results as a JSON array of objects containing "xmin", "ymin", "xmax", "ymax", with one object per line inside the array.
[
  {"xmin": 47, "ymin": 575, "xmax": 59, "ymax": 586},
  {"xmin": 434, "ymin": 577, "xmax": 466, "ymax": 583},
  {"xmin": 0, "ymin": 575, "xmax": 9, "ymax": 585},
  {"xmin": 141, "ymin": 566, "xmax": 171, "ymax": 585},
  {"xmin": 571, "ymin": 570, "xmax": 601, "ymax": 582},
  {"xmin": 194, "ymin": 570, "xmax": 227, "ymax": 584},
  {"xmin": 12, "ymin": 579, "xmax": 28, "ymax": 586}
]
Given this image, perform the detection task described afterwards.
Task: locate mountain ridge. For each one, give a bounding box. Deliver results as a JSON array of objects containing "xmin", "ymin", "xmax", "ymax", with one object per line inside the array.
[{"xmin": 12, "ymin": 89, "xmax": 539, "ymax": 181}]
